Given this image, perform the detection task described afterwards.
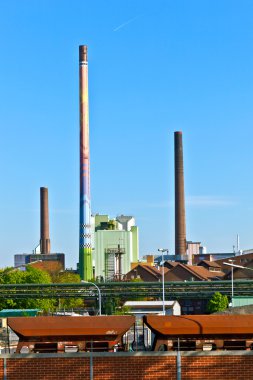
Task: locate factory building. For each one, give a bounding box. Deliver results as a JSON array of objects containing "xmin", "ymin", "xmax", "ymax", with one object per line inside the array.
[
  {"xmin": 14, "ymin": 253, "xmax": 65, "ymax": 270},
  {"xmin": 92, "ymin": 214, "xmax": 139, "ymax": 281}
]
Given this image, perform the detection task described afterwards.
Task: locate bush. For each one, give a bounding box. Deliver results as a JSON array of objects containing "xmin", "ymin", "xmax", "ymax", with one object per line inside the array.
[{"xmin": 207, "ymin": 292, "xmax": 228, "ymax": 313}]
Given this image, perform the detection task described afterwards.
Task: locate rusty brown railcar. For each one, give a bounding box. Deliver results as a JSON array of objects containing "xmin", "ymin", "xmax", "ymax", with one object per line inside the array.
[
  {"xmin": 144, "ymin": 314, "xmax": 253, "ymax": 351},
  {"xmin": 8, "ymin": 315, "xmax": 135, "ymax": 353},
  {"xmin": 9, "ymin": 314, "xmax": 253, "ymax": 353}
]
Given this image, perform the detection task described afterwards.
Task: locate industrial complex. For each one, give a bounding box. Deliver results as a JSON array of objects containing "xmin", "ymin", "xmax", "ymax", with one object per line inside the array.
[
  {"xmin": 3, "ymin": 44, "xmax": 253, "ymax": 380},
  {"xmin": 12, "ymin": 45, "xmax": 253, "ymax": 284}
]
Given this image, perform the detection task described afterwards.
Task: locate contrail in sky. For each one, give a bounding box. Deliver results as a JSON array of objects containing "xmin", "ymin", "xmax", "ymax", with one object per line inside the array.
[{"xmin": 113, "ymin": 15, "xmax": 140, "ymax": 32}]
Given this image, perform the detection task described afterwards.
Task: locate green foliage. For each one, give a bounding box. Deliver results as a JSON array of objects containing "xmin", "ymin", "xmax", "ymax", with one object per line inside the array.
[
  {"xmin": 53, "ymin": 271, "xmax": 84, "ymax": 310},
  {"xmin": 207, "ymin": 292, "xmax": 229, "ymax": 313},
  {"xmin": 23, "ymin": 266, "xmax": 52, "ymax": 284},
  {"xmin": 58, "ymin": 297, "xmax": 84, "ymax": 310},
  {"xmin": 53, "ymin": 271, "xmax": 81, "ymax": 283},
  {"xmin": 0, "ymin": 266, "xmax": 54, "ymax": 311},
  {"xmin": 114, "ymin": 305, "xmax": 131, "ymax": 315},
  {"xmin": 0, "ymin": 266, "xmax": 51, "ymax": 285},
  {"xmin": 103, "ymin": 297, "xmax": 121, "ymax": 315},
  {"xmin": 6, "ymin": 298, "xmax": 55, "ymax": 312},
  {"xmin": 130, "ymin": 277, "xmax": 143, "ymax": 283}
]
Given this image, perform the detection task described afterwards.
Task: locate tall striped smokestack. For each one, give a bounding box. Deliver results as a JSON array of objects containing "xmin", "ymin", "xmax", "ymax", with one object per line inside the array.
[
  {"xmin": 174, "ymin": 131, "xmax": 187, "ymax": 262},
  {"xmin": 40, "ymin": 187, "xmax": 50, "ymax": 254},
  {"xmin": 79, "ymin": 45, "xmax": 92, "ymax": 280}
]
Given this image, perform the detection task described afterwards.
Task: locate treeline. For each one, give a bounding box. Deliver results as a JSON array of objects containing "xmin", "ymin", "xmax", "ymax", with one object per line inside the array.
[{"xmin": 0, "ymin": 266, "xmax": 83, "ymax": 311}]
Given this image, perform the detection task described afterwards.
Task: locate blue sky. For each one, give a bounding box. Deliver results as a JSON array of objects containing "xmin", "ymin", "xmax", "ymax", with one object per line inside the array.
[{"xmin": 1, "ymin": 0, "xmax": 253, "ymax": 268}]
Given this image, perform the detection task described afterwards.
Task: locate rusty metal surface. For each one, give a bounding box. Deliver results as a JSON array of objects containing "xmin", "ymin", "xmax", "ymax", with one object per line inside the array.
[
  {"xmin": 8, "ymin": 315, "xmax": 135, "ymax": 338},
  {"xmin": 40, "ymin": 187, "xmax": 50, "ymax": 254},
  {"xmin": 144, "ymin": 314, "xmax": 253, "ymax": 336},
  {"xmin": 174, "ymin": 131, "xmax": 187, "ymax": 260}
]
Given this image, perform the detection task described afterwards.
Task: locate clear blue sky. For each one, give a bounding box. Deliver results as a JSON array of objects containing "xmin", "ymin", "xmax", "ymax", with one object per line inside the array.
[{"xmin": 1, "ymin": 0, "xmax": 253, "ymax": 268}]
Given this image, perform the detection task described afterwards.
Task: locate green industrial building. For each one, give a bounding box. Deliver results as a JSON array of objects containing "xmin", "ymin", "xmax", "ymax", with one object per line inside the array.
[{"xmin": 91, "ymin": 214, "xmax": 139, "ymax": 281}]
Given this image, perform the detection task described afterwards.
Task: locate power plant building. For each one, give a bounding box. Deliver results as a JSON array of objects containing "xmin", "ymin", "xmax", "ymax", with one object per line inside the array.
[
  {"xmin": 92, "ymin": 214, "xmax": 139, "ymax": 281},
  {"xmin": 14, "ymin": 253, "xmax": 65, "ymax": 269}
]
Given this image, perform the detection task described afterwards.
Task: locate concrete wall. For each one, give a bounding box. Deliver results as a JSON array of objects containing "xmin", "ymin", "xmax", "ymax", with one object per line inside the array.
[{"xmin": 0, "ymin": 351, "xmax": 253, "ymax": 380}]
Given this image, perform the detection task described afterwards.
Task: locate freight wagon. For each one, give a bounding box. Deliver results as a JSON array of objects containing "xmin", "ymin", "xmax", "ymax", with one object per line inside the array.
[{"xmin": 7, "ymin": 314, "xmax": 253, "ymax": 353}]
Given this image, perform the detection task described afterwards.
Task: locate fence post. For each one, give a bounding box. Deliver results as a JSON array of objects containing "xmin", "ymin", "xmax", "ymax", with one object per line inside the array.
[
  {"xmin": 3, "ymin": 357, "xmax": 7, "ymax": 380},
  {"xmin": 176, "ymin": 338, "xmax": 181, "ymax": 380},
  {"xmin": 90, "ymin": 340, "xmax": 93, "ymax": 380}
]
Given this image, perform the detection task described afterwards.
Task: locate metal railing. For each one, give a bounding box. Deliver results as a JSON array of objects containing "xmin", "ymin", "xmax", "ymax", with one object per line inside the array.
[{"xmin": 0, "ymin": 280, "xmax": 252, "ymax": 300}]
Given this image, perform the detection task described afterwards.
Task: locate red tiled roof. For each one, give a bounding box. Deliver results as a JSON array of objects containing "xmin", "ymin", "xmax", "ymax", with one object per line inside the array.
[
  {"xmin": 198, "ymin": 260, "xmax": 221, "ymax": 268},
  {"xmin": 186, "ymin": 265, "xmax": 224, "ymax": 280},
  {"xmin": 164, "ymin": 263, "xmax": 225, "ymax": 281},
  {"xmin": 141, "ymin": 265, "xmax": 168, "ymax": 278},
  {"xmin": 164, "ymin": 261, "xmax": 178, "ymax": 268}
]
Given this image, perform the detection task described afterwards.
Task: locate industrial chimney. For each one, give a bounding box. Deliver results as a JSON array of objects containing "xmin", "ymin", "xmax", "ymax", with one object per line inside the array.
[
  {"xmin": 40, "ymin": 187, "xmax": 50, "ymax": 254},
  {"xmin": 79, "ymin": 45, "xmax": 92, "ymax": 280},
  {"xmin": 174, "ymin": 131, "xmax": 187, "ymax": 262}
]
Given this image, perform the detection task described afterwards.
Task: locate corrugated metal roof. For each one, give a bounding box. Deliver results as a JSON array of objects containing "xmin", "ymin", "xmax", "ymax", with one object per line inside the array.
[
  {"xmin": 0, "ymin": 309, "xmax": 40, "ymax": 317},
  {"xmin": 198, "ymin": 260, "xmax": 221, "ymax": 268},
  {"xmin": 124, "ymin": 301, "xmax": 176, "ymax": 307}
]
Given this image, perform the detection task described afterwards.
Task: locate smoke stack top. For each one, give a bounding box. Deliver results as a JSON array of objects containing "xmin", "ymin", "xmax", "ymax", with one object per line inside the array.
[
  {"xmin": 174, "ymin": 131, "xmax": 187, "ymax": 261},
  {"xmin": 40, "ymin": 187, "xmax": 50, "ymax": 254},
  {"xmin": 79, "ymin": 45, "xmax": 88, "ymax": 63}
]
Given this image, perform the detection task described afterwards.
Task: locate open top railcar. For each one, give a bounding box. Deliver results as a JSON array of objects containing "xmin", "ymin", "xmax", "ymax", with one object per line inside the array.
[
  {"xmin": 8, "ymin": 315, "xmax": 135, "ymax": 353},
  {"xmin": 7, "ymin": 314, "xmax": 253, "ymax": 353},
  {"xmin": 144, "ymin": 314, "xmax": 253, "ymax": 351}
]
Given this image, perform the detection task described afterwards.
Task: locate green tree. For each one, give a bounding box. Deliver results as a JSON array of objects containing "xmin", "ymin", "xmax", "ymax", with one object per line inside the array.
[
  {"xmin": 0, "ymin": 266, "xmax": 54, "ymax": 311},
  {"xmin": 0, "ymin": 266, "xmax": 51, "ymax": 285},
  {"xmin": 130, "ymin": 277, "xmax": 143, "ymax": 283},
  {"xmin": 103, "ymin": 297, "xmax": 121, "ymax": 315},
  {"xmin": 53, "ymin": 271, "xmax": 84, "ymax": 310},
  {"xmin": 207, "ymin": 292, "xmax": 228, "ymax": 313},
  {"xmin": 23, "ymin": 266, "xmax": 52, "ymax": 284},
  {"xmin": 53, "ymin": 271, "xmax": 81, "ymax": 284},
  {"xmin": 115, "ymin": 305, "xmax": 131, "ymax": 315}
]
